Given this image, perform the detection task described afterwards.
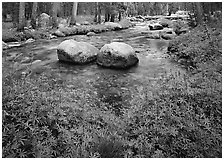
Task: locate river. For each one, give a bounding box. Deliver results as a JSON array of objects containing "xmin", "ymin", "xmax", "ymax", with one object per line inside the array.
[{"xmin": 3, "ymin": 25, "xmax": 186, "ymax": 115}]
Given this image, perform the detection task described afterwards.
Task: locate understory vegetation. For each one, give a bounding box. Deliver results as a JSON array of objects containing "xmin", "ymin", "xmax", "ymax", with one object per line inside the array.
[{"xmin": 3, "ymin": 23, "xmax": 222, "ymax": 158}]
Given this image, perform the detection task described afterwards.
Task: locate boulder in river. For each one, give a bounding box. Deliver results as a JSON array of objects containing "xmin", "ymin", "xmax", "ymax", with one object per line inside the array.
[
  {"xmin": 97, "ymin": 42, "xmax": 139, "ymax": 69},
  {"xmin": 57, "ymin": 39, "xmax": 99, "ymax": 64}
]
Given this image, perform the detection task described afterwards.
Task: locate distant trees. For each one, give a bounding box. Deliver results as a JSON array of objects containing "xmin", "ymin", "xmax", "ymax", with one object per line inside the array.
[
  {"xmin": 31, "ymin": 2, "xmax": 38, "ymax": 29},
  {"xmin": 70, "ymin": 2, "xmax": 78, "ymax": 25},
  {"xmin": 51, "ymin": 2, "xmax": 60, "ymax": 28},
  {"xmin": 17, "ymin": 2, "xmax": 26, "ymax": 31},
  {"xmin": 2, "ymin": 2, "xmax": 222, "ymax": 29},
  {"xmin": 194, "ymin": 3, "xmax": 204, "ymax": 24}
]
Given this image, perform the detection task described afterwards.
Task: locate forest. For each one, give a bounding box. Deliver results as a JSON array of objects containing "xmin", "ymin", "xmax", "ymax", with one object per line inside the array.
[{"xmin": 2, "ymin": 2, "xmax": 222, "ymax": 158}]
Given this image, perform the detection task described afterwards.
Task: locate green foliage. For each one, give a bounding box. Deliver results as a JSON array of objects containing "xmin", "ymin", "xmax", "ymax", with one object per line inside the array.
[
  {"xmin": 2, "ymin": 29, "xmax": 21, "ymax": 42},
  {"xmin": 2, "ymin": 29, "xmax": 51, "ymax": 42},
  {"xmin": 3, "ymin": 64, "xmax": 221, "ymax": 158},
  {"xmin": 167, "ymin": 25, "xmax": 221, "ymax": 68}
]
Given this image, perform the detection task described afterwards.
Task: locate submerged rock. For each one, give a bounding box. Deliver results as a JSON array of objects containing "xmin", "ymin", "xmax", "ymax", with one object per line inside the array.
[
  {"xmin": 57, "ymin": 39, "xmax": 99, "ymax": 64},
  {"xmin": 97, "ymin": 42, "xmax": 139, "ymax": 69}
]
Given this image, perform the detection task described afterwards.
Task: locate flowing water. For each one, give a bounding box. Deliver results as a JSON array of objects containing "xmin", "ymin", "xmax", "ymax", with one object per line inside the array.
[{"xmin": 3, "ymin": 26, "xmax": 186, "ymax": 115}]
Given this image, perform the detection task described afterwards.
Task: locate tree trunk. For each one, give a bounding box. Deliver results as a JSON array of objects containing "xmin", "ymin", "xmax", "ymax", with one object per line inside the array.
[
  {"xmin": 105, "ymin": 3, "xmax": 110, "ymax": 22},
  {"xmin": 31, "ymin": 2, "xmax": 38, "ymax": 29},
  {"xmin": 17, "ymin": 2, "xmax": 26, "ymax": 31},
  {"xmin": 110, "ymin": 14, "xmax": 115, "ymax": 22},
  {"xmin": 52, "ymin": 2, "xmax": 59, "ymax": 28},
  {"xmin": 94, "ymin": 2, "xmax": 98, "ymax": 22},
  {"xmin": 70, "ymin": 2, "xmax": 78, "ymax": 25},
  {"xmin": 97, "ymin": 2, "xmax": 101, "ymax": 23},
  {"xmin": 195, "ymin": 2, "xmax": 204, "ymax": 25}
]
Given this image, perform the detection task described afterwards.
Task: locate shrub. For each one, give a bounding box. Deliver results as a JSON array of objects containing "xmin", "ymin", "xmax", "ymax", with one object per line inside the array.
[
  {"xmin": 2, "ymin": 29, "xmax": 20, "ymax": 42},
  {"xmin": 167, "ymin": 25, "xmax": 222, "ymax": 68}
]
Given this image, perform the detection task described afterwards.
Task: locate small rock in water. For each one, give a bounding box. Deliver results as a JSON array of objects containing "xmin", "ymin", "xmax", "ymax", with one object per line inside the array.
[
  {"xmin": 87, "ymin": 32, "xmax": 96, "ymax": 36},
  {"xmin": 25, "ymin": 38, "xmax": 35, "ymax": 44},
  {"xmin": 50, "ymin": 34, "xmax": 57, "ymax": 39}
]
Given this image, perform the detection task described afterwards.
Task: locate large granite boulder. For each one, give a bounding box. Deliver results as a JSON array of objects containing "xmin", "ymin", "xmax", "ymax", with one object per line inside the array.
[
  {"xmin": 57, "ymin": 39, "xmax": 99, "ymax": 64},
  {"xmin": 105, "ymin": 22, "xmax": 122, "ymax": 30},
  {"xmin": 97, "ymin": 42, "xmax": 139, "ymax": 69}
]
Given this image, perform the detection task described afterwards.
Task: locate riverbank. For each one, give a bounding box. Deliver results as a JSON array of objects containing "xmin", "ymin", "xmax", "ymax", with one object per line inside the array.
[{"xmin": 2, "ymin": 19, "xmax": 134, "ymax": 45}]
